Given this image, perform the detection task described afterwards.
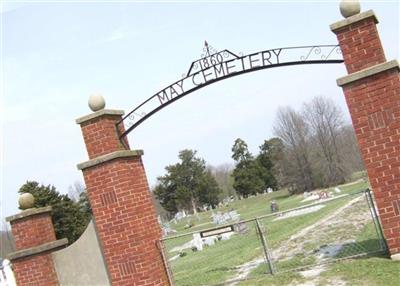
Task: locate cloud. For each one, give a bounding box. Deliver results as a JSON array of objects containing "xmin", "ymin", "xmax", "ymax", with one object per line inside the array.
[{"xmin": 104, "ymin": 26, "xmax": 126, "ymax": 43}]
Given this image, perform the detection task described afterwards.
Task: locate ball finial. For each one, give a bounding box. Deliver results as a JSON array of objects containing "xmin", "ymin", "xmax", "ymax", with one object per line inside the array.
[
  {"xmin": 340, "ymin": 0, "xmax": 361, "ymax": 18},
  {"xmin": 19, "ymin": 193, "xmax": 35, "ymax": 210},
  {"xmin": 88, "ymin": 94, "xmax": 106, "ymax": 112}
]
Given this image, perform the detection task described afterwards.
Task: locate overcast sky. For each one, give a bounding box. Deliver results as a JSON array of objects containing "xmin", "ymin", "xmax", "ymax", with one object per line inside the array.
[{"xmin": 1, "ymin": 1, "xmax": 399, "ymax": 223}]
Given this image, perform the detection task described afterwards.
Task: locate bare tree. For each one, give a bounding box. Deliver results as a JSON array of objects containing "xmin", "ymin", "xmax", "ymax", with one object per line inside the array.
[
  {"xmin": 208, "ymin": 163, "xmax": 235, "ymax": 200},
  {"xmin": 273, "ymin": 107, "xmax": 315, "ymax": 192},
  {"xmin": 272, "ymin": 97, "xmax": 365, "ymax": 192},
  {"xmin": 1, "ymin": 220, "xmax": 15, "ymax": 257},
  {"xmin": 337, "ymin": 124, "xmax": 365, "ymax": 176},
  {"xmin": 303, "ymin": 96, "xmax": 346, "ymax": 186},
  {"xmin": 68, "ymin": 181, "xmax": 86, "ymax": 202}
]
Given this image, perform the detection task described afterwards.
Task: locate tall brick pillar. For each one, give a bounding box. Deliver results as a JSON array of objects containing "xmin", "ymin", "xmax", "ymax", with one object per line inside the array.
[
  {"xmin": 76, "ymin": 101, "xmax": 169, "ymax": 285},
  {"xmin": 331, "ymin": 8, "xmax": 400, "ymax": 259},
  {"xmin": 6, "ymin": 205, "xmax": 68, "ymax": 285}
]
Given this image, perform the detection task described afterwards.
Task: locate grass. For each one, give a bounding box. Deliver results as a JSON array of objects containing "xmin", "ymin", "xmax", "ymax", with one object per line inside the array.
[
  {"xmin": 234, "ymin": 256, "xmax": 400, "ymax": 286},
  {"xmin": 319, "ymin": 256, "xmax": 400, "ymax": 286},
  {"xmin": 166, "ymin": 179, "xmax": 369, "ymax": 237},
  {"xmin": 163, "ymin": 178, "xmax": 395, "ymax": 286}
]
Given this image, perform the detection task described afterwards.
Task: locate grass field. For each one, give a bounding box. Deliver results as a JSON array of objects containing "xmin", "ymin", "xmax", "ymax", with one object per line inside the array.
[{"xmin": 162, "ymin": 179, "xmax": 400, "ymax": 286}]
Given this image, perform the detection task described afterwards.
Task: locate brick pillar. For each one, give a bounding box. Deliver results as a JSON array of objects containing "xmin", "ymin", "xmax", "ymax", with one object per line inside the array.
[
  {"xmin": 76, "ymin": 107, "xmax": 169, "ymax": 285},
  {"xmin": 331, "ymin": 10, "xmax": 400, "ymax": 259},
  {"xmin": 6, "ymin": 207, "xmax": 68, "ymax": 285}
]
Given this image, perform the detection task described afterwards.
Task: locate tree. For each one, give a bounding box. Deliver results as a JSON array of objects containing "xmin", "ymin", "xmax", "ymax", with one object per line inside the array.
[
  {"xmin": 303, "ymin": 96, "xmax": 346, "ymax": 186},
  {"xmin": 271, "ymin": 96, "xmax": 365, "ymax": 192},
  {"xmin": 1, "ymin": 221, "xmax": 14, "ymax": 258},
  {"xmin": 337, "ymin": 125, "xmax": 364, "ymax": 174},
  {"xmin": 273, "ymin": 107, "xmax": 315, "ymax": 193},
  {"xmin": 263, "ymin": 137, "xmax": 286, "ymax": 188},
  {"xmin": 208, "ymin": 163, "xmax": 235, "ymax": 200},
  {"xmin": 18, "ymin": 181, "xmax": 91, "ymax": 244},
  {"xmin": 154, "ymin": 150, "xmax": 221, "ymax": 215},
  {"xmin": 256, "ymin": 140, "xmax": 278, "ymax": 191},
  {"xmin": 231, "ymin": 138, "xmax": 264, "ymax": 197},
  {"xmin": 68, "ymin": 180, "xmax": 92, "ymax": 216},
  {"xmin": 68, "ymin": 181, "xmax": 86, "ymax": 202}
]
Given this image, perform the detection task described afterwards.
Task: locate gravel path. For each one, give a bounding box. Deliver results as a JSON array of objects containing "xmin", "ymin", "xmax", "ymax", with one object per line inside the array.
[{"xmin": 225, "ymin": 195, "xmax": 370, "ymax": 285}]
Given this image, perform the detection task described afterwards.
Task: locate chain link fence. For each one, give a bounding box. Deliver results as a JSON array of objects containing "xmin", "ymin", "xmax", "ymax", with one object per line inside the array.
[{"xmin": 158, "ymin": 189, "xmax": 387, "ymax": 286}]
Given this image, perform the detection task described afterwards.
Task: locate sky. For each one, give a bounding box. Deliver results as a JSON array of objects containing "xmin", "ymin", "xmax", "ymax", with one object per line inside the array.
[{"xmin": 1, "ymin": 0, "xmax": 399, "ymax": 224}]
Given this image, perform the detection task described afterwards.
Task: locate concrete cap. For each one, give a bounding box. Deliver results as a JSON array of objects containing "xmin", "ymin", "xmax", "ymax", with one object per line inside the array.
[
  {"xmin": 337, "ymin": 60, "xmax": 399, "ymax": 87},
  {"xmin": 77, "ymin": 149, "xmax": 144, "ymax": 170},
  {"xmin": 330, "ymin": 10, "xmax": 378, "ymax": 32},
  {"xmin": 6, "ymin": 206, "xmax": 52, "ymax": 222},
  {"xmin": 7, "ymin": 239, "xmax": 68, "ymax": 261},
  {"xmin": 76, "ymin": 109, "xmax": 125, "ymax": 125}
]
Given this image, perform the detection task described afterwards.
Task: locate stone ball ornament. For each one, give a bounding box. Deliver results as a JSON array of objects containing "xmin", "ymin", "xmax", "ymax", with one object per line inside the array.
[
  {"xmin": 88, "ymin": 94, "xmax": 106, "ymax": 112},
  {"xmin": 18, "ymin": 193, "xmax": 35, "ymax": 210},
  {"xmin": 340, "ymin": 0, "xmax": 361, "ymax": 18}
]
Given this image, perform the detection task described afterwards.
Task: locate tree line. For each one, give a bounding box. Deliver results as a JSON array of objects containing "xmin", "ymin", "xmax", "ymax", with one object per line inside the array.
[
  {"xmin": 155, "ymin": 96, "xmax": 364, "ymax": 216},
  {"xmin": 272, "ymin": 96, "xmax": 364, "ymax": 193},
  {"xmin": 10, "ymin": 96, "xmax": 364, "ymax": 238}
]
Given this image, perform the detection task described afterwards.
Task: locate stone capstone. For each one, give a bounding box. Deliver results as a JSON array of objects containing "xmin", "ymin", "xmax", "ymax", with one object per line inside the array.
[
  {"xmin": 88, "ymin": 94, "xmax": 106, "ymax": 112},
  {"xmin": 339, "ymin": 0, "xmax": 361, "ymax": 18},
  {"xmin": 18, "ymin": 193, "xmax": 35, "ymax": 210}
]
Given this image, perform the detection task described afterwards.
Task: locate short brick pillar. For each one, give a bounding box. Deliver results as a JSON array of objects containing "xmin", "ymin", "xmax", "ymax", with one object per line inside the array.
[
  {"xmin": 76, "ymin": 109, "xmax": 169, "ymax": 285},
  {"xmin": 6, "ymin": 207, "xmax": 68, "ymax": 285},
  {"xmin": 331, "ymin": 10, "xmax": 400, "ymax": 259}
]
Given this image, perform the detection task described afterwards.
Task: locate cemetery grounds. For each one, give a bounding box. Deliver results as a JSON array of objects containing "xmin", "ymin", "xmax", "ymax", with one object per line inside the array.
[{"xmin": 160, "ymin": 177, "xmax": 400, "ymax": 286}]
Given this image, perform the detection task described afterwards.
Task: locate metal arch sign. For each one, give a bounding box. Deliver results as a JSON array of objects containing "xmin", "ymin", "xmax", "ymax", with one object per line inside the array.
[{"xmin": 117, "ymin": 43, "xmax": 343, "ymax": 139}]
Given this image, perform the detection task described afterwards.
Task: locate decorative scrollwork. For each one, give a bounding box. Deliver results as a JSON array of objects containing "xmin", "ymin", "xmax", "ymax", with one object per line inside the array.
[
  {"xmin": 321, "ymin": 45, "xmax": 342, "ymax": 60},
  {"xmin": 119, "ymin": 44, "xmax": 343, "ymax": 140},
  {"xmin": 124, "ymin": 111, "xmax": 147, "ymax": 128},
  {"xmin": 201, "ymin": 41, "xmax": 218, "ymax": 59},
  {"xmin": 300, "ymin": 46, "xmax": 322, "ymax": 61},
  {"xmin": 125, "ymin": 113, "xmax": 135, "ymax": 127}
]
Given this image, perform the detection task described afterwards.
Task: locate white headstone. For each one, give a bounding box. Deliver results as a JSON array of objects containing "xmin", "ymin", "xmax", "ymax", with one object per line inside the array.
[
  {"xmin": 2, "ymin": 260, "xmax": 16, "ymax": 286},
  {"xmin": 192, "ymin": 233, "xmax": 203, "ymax": 251}
]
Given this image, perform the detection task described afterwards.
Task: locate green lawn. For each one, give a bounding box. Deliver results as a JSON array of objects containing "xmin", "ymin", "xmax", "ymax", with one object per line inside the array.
[
  {"xmin": 162, "ymin": 179, "xmax": 398, "ymax": 286},
  {"xmin": 235, "ymin": 256, "xmax": 400, "ymax": 286}
]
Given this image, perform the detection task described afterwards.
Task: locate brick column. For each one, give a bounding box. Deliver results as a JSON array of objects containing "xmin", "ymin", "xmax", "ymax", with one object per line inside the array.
[
  {"xmin": 331, "ymin": 10, "xmax": 400, "ymax": 259},
  {"xmin": 6, "ymin": 207, "xmax": 68, "ymax": 285},
  {"xmin": 76, "ymin": 107, "xmax": 169, "ymax": 285}
]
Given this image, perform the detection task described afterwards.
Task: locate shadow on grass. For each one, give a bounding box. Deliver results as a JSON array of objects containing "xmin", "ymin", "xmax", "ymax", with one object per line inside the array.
[{"xmin": 335, "ymin": 238, "xmax": 387, "ymax": 259}]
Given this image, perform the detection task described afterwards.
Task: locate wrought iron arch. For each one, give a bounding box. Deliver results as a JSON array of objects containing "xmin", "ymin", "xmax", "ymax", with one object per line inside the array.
[{"xmin": 117, "ymin": 44, "xmax": 342, "ymax": 140}]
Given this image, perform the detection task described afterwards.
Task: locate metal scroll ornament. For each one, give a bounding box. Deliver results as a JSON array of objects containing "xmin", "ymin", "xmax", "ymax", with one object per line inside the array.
[{"xmin": 117, "ymin": 43, "xmax": 343, "ymax": 139}]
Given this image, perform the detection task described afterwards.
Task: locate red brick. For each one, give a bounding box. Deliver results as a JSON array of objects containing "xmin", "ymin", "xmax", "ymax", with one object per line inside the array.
[
  {"xmin": 78, "ymin": 112, "xmax": 169, "ymax": 286},
  {"xmin": 9, "ymin": 211, "xmax": 59, "ymax": 285},
  {"xmin": 333, "ymin": 14, "xmax": 400, "ymax": 256}
]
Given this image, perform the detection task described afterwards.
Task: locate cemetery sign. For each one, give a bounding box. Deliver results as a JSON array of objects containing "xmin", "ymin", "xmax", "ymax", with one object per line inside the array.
[
  {"xmin": 117, "ymin": 42, "xmax": 342, "ymax": 140},
  {"xmin": 200, "ymin": 224, "xmax": 235, "ymax": 238}
]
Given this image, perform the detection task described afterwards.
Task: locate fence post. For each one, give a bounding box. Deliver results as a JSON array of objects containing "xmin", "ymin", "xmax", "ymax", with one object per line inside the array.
[
  {"xmin": 364, "ymin": 189, "xmax": 389, "ymax": 252},
  {"xmin": 255, "ymin": 219, "xmax": 275, "ymax": 275}
]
